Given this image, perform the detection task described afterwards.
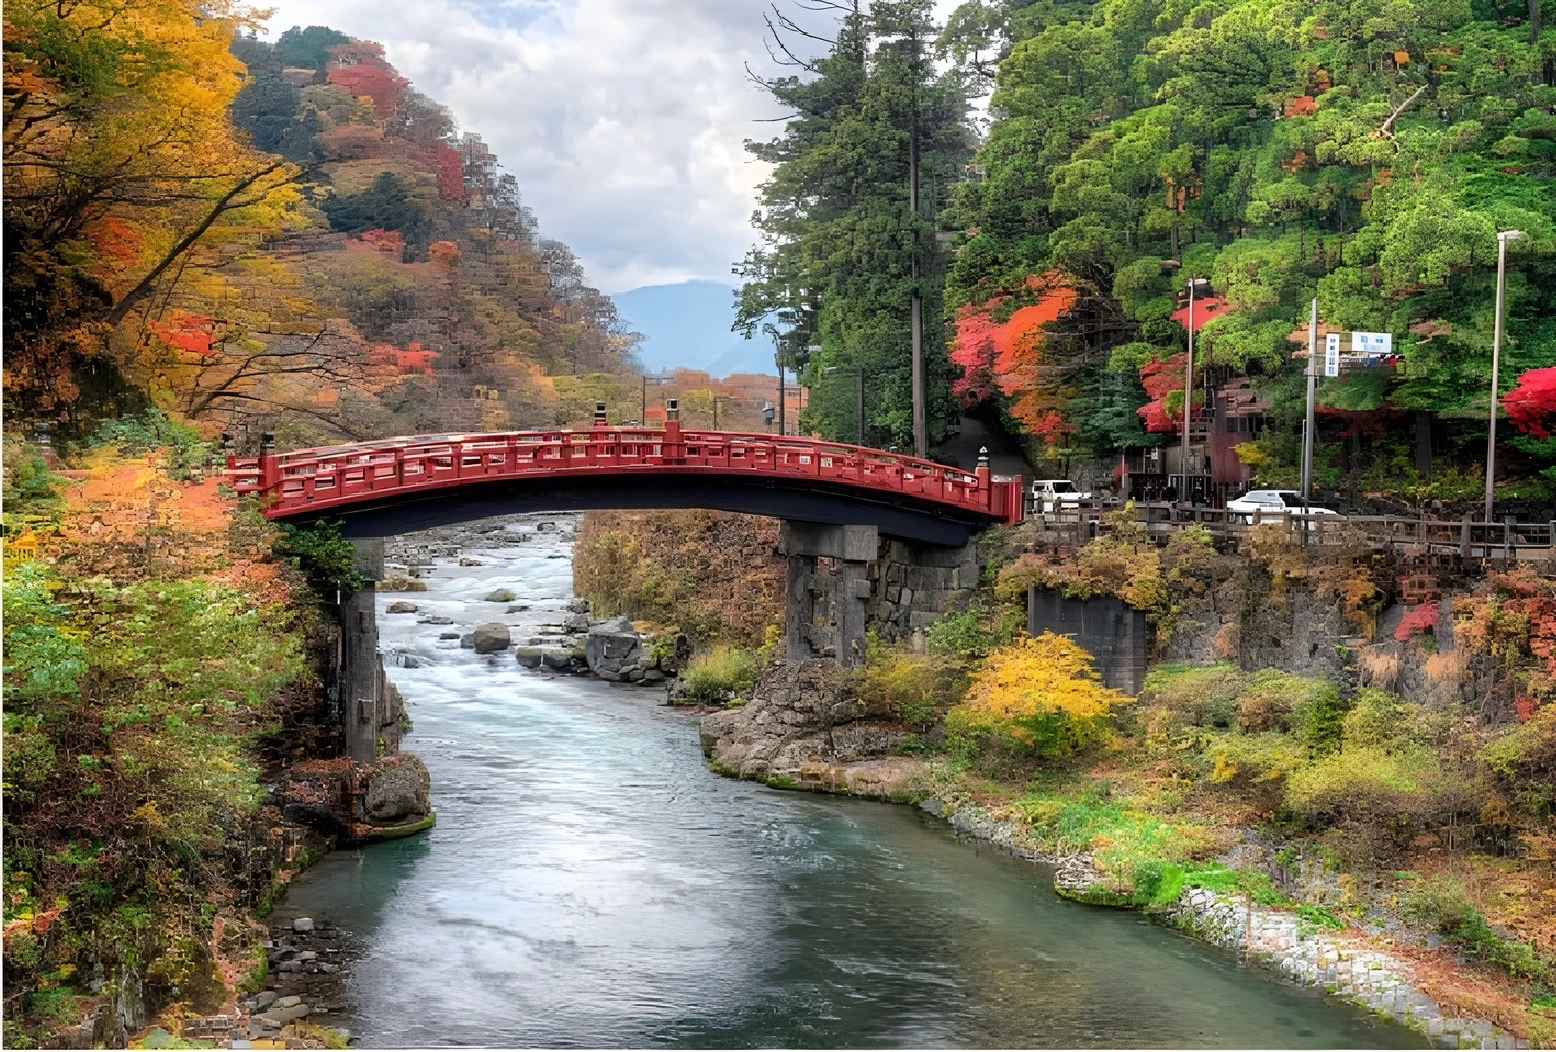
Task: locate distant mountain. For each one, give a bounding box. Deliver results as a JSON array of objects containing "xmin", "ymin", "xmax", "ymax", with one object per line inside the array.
[{"xmin": 615, "ymin": 280, "xmax": 774, "ymax": 377}]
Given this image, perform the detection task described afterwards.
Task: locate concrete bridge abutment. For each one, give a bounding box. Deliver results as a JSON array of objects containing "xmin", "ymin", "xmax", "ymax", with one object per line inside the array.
[{"xmin": 780, "ymin": 521, "xmax": 983, "ymax": 666}]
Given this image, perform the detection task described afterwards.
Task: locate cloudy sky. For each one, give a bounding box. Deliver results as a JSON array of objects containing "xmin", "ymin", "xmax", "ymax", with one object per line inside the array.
[{"xmin": 255, "ymin": 0, "xmax": 873, "ymax": 295}]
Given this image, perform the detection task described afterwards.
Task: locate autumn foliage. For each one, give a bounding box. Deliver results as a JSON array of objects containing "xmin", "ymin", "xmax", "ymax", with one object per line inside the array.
[
  {"xmin": 1138, "ymin": 354, "xmax": 1202, "ymax": 433},
  {"xmin": 1502, "ymin": 367, "xmax": 1556, "ymax": 439},
  {"xmin": 946, "ymin": 633, "xmax": 1126, "ymax": 758},
  {"xmin": 950, "ymin": 273, "xmax": 1077, "ymax": 439}
]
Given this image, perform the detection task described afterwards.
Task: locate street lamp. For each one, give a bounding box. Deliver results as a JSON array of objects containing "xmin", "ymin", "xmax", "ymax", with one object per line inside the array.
[
  {"xmin": 824, "ymin": 365, "xmax": 866, "ymax": 445},
  {"xmin": 1182, "ymin": 276, "xmax": 1211, "ymax": 505},
  {"xmin": 1486, "ymin": 229, "xmax": 1526, "ymax": 524}
]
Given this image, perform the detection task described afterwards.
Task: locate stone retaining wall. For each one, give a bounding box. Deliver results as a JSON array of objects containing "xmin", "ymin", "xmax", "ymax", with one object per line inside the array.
[{"xmin": 916, "ymin": 794, "xmax": 1530, "ymax": 1050}]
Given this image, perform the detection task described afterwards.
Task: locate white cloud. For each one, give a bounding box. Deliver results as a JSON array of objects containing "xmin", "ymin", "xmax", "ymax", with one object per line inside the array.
[
  {"xmin": 258, "ymin": 0, "xmax": 967, "ymax": 295},
  {"xmin": 258, "ymin": 0, "xmax": 785, "ymax": 293}
]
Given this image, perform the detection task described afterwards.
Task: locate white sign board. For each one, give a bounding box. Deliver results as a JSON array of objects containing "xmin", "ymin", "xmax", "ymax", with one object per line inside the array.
[
  {"xmin": 1351, "ymin": 331, "xmax": 1393, "ymax": 358},
  {"xmin": 1325, "ymin": 333, "xmax": 1341, "ymax": 377}
]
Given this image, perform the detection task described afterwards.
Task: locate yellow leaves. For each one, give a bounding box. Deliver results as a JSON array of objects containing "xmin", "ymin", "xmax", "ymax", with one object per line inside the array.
[{"xmin": 948, "ymin": 633, "xmax": 1127, "ymax": 757}]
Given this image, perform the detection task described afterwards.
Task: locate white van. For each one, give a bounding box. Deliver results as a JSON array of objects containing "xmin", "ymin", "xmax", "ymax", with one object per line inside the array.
[{"xmin": 1031, "ymin": 479, "xmax": 1092, "ymax": 514}]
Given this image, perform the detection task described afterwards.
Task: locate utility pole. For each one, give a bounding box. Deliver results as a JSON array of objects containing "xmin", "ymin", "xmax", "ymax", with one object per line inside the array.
[
  {"xmin": 1301, "ymin": 297, "xmax": 1318, "ymax": 502},
  {"xmin": 777, "ymin": 364, "xmax": 786, "ymax": 436},
  {"xmin": 908, "ymin": 20, "xmax": 926, "ymax": 458},
  {"xmin": 1181, "ymin": 277, "xmax": 1209, "ymax": 505},
  {"xmin": 1486, "ymin": 230, "xmax": 1526, "ymax": 523},
  {"xmin": 1181, "ymin": 279, "xmax": 1196, "ymax": 506}
]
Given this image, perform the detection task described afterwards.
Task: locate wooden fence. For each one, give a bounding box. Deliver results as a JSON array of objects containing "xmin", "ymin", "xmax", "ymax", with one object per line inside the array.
[{"xmin": 1028, "ymin": 500, "xmax": 1556, "ymax": 565}]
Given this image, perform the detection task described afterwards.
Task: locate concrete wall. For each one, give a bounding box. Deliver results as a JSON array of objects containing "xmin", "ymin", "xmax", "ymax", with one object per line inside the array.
[{"xmin": 1026, "ymin": 588, "xmax": 1149, "ymax": 696}]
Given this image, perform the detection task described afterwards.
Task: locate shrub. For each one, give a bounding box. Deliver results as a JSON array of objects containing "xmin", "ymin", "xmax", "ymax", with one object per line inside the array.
[
  {"xmin": 852, "ymin": 635, "xmax": 968, "ymax": 728},
  {"xmin": 1481, "ymin": 706, "xmax": 1556, "ymax": 820},
  {"xmin": 91, "ymin": 409, "xmax": 211, "ymax": 479},
  {"xmin": 1233, "ymin": 669, "xmax": 1339, "ymax": 737},
  {"xmin": 683, "ymin": 646, "xmax": 757, "ymax": 703},
  {"xmin": 276, "ymin": 520, "xmax": 366, "ymax": 596},
  {"xmin": 946, "ymin": 633, "xmax": 1126, "ymax": 759},
  {"xmin": 1283, "ymin": 746, "xmax": 1474, "ymax": 832},
  {"xmin": 1342, "ymin": 689, "xmax": 1434, "ymax": 752},
  {"xmin": 925, "ymin": 605, "xmax": 1000, "ymax": 659},
  {"xmin": 1204, "ymin": 731, "xmax": 1307, "ymax": 789},
  {"xmin": 1402, "ymin": 876, "xmax": 1550, "ymax": 981},
  {"xmin": 1139, "ymin": 662, "xmax": 1243, "ymax": 730},
  {"xmin": 2, "ymin": 436, "xmax": 63, "ymax": 521}
]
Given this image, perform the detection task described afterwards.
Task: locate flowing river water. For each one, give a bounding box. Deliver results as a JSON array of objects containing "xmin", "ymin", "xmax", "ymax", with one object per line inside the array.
[{"xmin": 279, "ymin": 516, "xmax": 1423, "ymax": 1049}]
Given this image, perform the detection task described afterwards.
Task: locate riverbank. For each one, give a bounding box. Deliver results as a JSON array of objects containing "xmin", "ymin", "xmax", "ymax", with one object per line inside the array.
[{"xmin": 698, "ymin": 657, "xmax": 1546, "ymax": 1049}]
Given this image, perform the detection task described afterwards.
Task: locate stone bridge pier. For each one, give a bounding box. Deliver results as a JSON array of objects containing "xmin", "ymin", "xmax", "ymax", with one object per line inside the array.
[
  {"xmin": 780, "ymin": 521, "xmax": 982, "ymax": 667},
  {"xmin": 338, "ymin": 538, "xmax": 405, "ymax": 761}
]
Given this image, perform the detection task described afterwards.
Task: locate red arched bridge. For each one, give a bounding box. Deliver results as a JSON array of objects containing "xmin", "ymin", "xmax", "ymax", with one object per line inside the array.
[{"xmin": 227, "ymin": 420, "xmax": 1025, "ymax": 546}]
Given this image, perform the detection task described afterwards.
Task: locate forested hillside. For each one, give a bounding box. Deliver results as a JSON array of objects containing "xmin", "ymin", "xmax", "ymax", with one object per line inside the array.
[
  {"xmin": 4, "ymin": 6, "xmax": 638, "ymax": 449},
  {"xmin": 938, "ymin": 0, "xmax": 1555, "ymax": 488},
  {"xmin": 746, "ymin": 0, "xmax": 1556, "ymax": 491},
  {"xmin": 739, "ymin": 0, "xmax": 974, "ymax": 449}
]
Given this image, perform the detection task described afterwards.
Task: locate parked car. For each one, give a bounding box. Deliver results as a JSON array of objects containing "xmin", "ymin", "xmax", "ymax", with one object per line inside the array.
[
  {"xmin": 1226, "ymin": 489, "xmax": 1341, "ymax": 523},
  {"xmin": 1031, "ymin": 478, "xmax": 1092, "ymax": 514}
]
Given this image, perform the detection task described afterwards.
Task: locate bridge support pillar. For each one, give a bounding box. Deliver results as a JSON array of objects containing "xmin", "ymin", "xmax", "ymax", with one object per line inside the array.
[
  {"xmin": 341, "ymin": 538, "xmax": 401, "ymax": 762},
  {"xmin": 785, "ymin": 555, "xmax": 814, "ymax": 664},
  {"xmin": 779, "ymin": 522, "xmax": 877, "ymax": 668}
]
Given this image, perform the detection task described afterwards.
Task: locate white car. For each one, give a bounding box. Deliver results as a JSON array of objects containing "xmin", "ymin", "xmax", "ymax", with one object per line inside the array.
[
  {"xmin": 1226, "ymin": 489, "xmax": 1341, "ymax": 523},
  {"xmin": 1032, "ymin": 479, "xmax": 1092, "ymax": 514}
]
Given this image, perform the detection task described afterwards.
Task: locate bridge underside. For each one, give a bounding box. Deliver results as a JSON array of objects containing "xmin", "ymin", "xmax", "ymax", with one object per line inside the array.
[{"xmin": 278, "ymin": 474, "xmax": 990, "ymax": 547}]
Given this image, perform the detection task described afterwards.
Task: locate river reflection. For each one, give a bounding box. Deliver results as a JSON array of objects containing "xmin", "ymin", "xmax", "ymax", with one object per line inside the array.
[{"xmin": 280, "ymin": 517, "xmax": 1424, "ymax": 1049}]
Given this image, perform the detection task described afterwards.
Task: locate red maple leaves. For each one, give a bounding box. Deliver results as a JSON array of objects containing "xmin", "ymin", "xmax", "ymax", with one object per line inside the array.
[
  {"xmin": 950, "ymin": 273, "xmax": 1077, "ymax": 439},
  {"xmin": 1502, "ymin": 367, "xmax": 1556, "ymax": 439},
  {"xmin": 147, "ymin": 312, "xmax": 218, "ymax": 357}
]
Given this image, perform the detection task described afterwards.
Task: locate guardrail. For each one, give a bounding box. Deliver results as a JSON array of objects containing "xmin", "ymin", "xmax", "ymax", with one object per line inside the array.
[
  {"xmin": 227, "ymin": 423, "xmax": 1026, "ymax": 525},
  {"xmin": 1026, "ymin": 500, "xmax": 1556, "ymax": 562}
]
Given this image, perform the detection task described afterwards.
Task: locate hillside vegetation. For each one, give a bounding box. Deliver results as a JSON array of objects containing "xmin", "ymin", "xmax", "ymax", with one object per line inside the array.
[
  {"xmin": 744, "ymin": 0, "xmax": 1556, "ymax": 490},
  {"xmin": 4, "ymin": 5, "xmax": 639, "ymax": 449}
]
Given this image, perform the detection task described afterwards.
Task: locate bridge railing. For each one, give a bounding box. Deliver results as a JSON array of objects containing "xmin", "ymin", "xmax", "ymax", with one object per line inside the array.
[
  {"xmin": 1027, "ymin": 499, "xmax": 1556, "ymax": 562},
  {"xmin": 227, "ymin": 424, "xmax": 1025, "ymax": 524}
]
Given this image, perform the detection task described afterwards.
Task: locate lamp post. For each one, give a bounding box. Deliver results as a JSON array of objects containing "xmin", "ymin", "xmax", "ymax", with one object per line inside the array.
[
  {"xmin": 824, "ymin": 366, "xmax": 866, "ymax": 445},
  {"xmin": 1300, "ymin": 297, "xmax": 1318, "ymax": 503},
  {"xmin": 1486, "ymin": 229, "xmax": 1526, "ymax": 524},
  {"xmin": 1181, "ymin": 276, "xmax": 1210, "ymax": 506}
]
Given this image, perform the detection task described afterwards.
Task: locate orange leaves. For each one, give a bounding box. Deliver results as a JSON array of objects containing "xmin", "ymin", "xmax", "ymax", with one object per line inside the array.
[
  {"xmin": 83, "ymin": 217, "xmax": 144, "ymax": 275},
  {"xmin": 349, "ymin": 228, "xmax": 405, "ymax": 257},
  {"xmin": 1169, "ymin": 295, "xmax": 1232, "ymax": 333},
  {"xmin": 949, "ymin": 273, "xmax": 1077, "ymax": 441},
  {"xmin": 147, "ymin": 312, "xmax": 218, "ymax": 357},
  {"xmin": 428, "ymin": 241, "xmax": 461, "ymax": 267}
]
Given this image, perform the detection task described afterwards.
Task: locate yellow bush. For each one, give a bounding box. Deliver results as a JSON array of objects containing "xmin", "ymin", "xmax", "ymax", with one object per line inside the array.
[
  {"xmin": 851, "ymin": 636, "xmax": 968, "ymax": 728},
  {"xmin": 947, "ymin": 633, "xmax": 1127, "ymax": 758}
]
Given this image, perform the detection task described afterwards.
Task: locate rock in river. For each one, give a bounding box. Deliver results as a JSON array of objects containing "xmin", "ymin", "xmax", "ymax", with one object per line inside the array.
[
  {"xmin": 585, "ymin": 615, "xmax": 641, "ymax": 676},
  {"xmin": 362, "ymin": 754, "xmax": 432, "ymax": 823},
  {"xmin": 484, "ymin": 588, "xmax": 517, "ymax": 603},
  {"xmin": 387, "ymin": 601, "xmax": 418, "ymax": 614},
  {"xmin": 472, "ymin": 622, "xmax": 511, "ymax": 654}
]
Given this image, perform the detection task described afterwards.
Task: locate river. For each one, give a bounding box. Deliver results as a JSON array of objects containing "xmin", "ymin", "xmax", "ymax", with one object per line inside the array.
[{"xmin": 279, "ymin": 515, "xmax": 1422, "ymax": 1048}]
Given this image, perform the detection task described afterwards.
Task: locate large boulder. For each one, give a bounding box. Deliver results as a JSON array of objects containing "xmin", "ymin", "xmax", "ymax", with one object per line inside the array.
[
  {"xmin": 472, "ymin": 622, "xmax": 511, "ymax": 654},
  {"xmin": 484, "ymin": 588, "xmax": 517, "ymax": 603},
  {"xmin": 585, "ymin": 615, "xmax": 641, "ymax": 676},
  {"xmin": 361, "ymin": 754, "xmax": 432, "ymax": 824}
]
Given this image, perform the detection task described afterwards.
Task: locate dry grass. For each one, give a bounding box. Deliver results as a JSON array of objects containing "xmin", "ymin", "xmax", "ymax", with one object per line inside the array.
[{"xmin": 1358, "ymin": 648, "xmax": 1402, "ymax": 691}]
